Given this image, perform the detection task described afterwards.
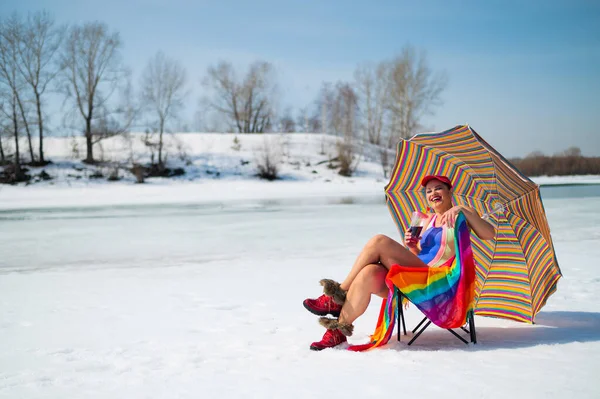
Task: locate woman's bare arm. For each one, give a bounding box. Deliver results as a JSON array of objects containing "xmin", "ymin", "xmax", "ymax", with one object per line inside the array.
[{"xmin": 441, "ymin": 206, "xmax": 496, "ymax": 240}]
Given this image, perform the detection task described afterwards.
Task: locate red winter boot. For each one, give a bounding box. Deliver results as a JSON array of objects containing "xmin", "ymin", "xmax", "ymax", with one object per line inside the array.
[
  {"xmin": 303, "ymin": 294, "xmax": 342, "ymax": 317},
  {"xmin": 310, "ymin": 328, "xmax": 347, "ymax": 351},
  {"xmin": 303, "ymin": 279, "xmax": 347, "ymax": 317},
  {"xmin": 309, "ymin": 317, "xmax": 354, "ymax": 351}
]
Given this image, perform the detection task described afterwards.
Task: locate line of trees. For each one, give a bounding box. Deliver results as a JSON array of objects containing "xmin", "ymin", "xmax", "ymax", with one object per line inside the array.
[
  {"xmin": 1, "ymin": 10, "xmax": 447, "ymax": 182},
  {"xmin": 510, "ymin": 147, "xmax": 600, "ymax": 177}
]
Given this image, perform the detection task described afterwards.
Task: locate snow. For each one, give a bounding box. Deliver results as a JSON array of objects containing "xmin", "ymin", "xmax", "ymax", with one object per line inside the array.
[
  {"xmin": 1, "ymin": 193, "xmax": 599, "ymax": 398},
  {"xmin": 1, "ymin": 132, "xmax": 599, "ymax": 210},
  {"xmin": 19, "ymin": 133, "xmax": 388, "ymax": 185},
  {"xmin": 533, "ymin": 175, "xmax": 600, "ymax": 185},
  {"xmin": 0, "ymin": 179, "xmax": 384, "ymax": 211},
  {"xmin": 1, "ymin": 133, "xmax": 599, "ymax": 398}
]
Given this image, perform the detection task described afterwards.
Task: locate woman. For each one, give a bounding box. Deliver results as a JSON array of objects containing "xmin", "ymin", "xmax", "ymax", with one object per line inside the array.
[{"xmin": 303, "ymin": 175, "xmax": 495, "ymax": 350}]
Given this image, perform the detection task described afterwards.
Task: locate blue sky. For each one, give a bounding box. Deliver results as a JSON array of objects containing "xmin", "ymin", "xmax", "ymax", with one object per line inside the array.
[{"xmin": 4, "ymin": 0, "xmax": 600, "ymax": 157}]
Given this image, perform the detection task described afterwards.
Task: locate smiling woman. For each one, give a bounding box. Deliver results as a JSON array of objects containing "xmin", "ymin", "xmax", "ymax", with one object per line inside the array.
[
  {"xmin": 421, "ymin": 175, "xmax": 495, "ymax": 239},
  {"xmin": 302, "ymin": 174, "xmax": 495, "ymax": 350}
]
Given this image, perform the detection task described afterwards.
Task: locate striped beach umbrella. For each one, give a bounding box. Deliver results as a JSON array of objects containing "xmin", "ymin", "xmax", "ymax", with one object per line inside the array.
[{"xmin": 385, "ymin": 125, "xmax": 561, "ymax": 323}]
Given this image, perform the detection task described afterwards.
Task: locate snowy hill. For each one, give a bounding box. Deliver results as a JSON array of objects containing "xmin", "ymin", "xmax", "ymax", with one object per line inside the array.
[
  {"xmin": 0, "ymin": 133, "xmax": 390, "ymax": 209},
  {"xmin": 24, "ymin": 133, "xmax": 388, "ymax": 184}
]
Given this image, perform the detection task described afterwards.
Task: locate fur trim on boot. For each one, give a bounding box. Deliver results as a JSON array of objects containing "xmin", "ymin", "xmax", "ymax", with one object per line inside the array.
[
  {"xmin": 318, "ymin": 317, "xmax": 354, "ymax": 337},
  {"xmin": 319, "ymin": 279, "xmax": 347, "ymax": 305}
]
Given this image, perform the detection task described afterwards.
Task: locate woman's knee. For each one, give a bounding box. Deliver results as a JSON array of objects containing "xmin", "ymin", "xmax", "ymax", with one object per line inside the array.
[
  {"xmin": 354, "ymin": 264, "xmax": 387, "ymax": 292},
  {"xmin": 368, "ymin": 234, "xmax": 393, "ymax": 248}
]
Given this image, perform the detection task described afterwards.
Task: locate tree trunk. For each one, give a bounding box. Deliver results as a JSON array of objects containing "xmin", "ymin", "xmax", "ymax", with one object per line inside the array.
[
  {"xmin": 35, "ymin": 92, "xmax": 45, "ymax": 163},
  {"xmin": 0, "ymin": 134, "xmax": 5, "ymax": 162},
  {"xmin": 85, "ymin": 116, "xmax": 94, "ymax": 163},
  {"xmin": 16, "ymin": 95, "xmax": 35, "ymax": 163},
  {"xmin": 12, "ymin": 96, "xmax": 21, "ymax": 173},
  {"xmin": 26, "ymin": 127, "xmax": 34, "ymax": 163},
  {"xmin": 158, "ymin": 118, "xmax": 164, "ymax": 166}
]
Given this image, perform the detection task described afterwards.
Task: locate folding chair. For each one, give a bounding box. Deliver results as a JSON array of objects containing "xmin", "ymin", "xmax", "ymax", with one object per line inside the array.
[{"xmin": 395, "ymin": 288, "xmax": 477, "ymax": 345}]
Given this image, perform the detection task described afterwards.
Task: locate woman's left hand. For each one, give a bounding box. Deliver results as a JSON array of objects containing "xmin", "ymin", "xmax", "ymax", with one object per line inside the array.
[{"xmin": 440, "ymin": 206, "xmax": 463, "ymax": 228}]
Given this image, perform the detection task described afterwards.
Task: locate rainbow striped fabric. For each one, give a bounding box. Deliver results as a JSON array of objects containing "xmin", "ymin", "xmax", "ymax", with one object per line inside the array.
[
  {"xmin": 385, "ymin": 125, "xmax": 561, "ymax": 324},
  {"xmin": 348, "ymin": 212, "xmax": 475, "ymax": 351}
]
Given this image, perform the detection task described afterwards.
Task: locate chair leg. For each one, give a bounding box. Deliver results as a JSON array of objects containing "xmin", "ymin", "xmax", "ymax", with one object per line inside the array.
[
  {"xmin": 397, "ymin": 293, "xmax": 401, "ymax": 341},
  {"xmin": 447, "ymin": 328, "xmax": 469, "ymax": 344},
  {"xmin": 402, "ymin": 304, "xmax": 477, "ymax": 346},
  {"xmin": 400, "ymin": 295, "xmax": 406, "ymax": 336},
  {"xmin": 408, "ymin": 320, "xmax": 431, "ymax": 345},
  {"xmin": 412, "ymin": 317, "xmax": 428, "ymax": 334},
  {"xmin": 396, "ymin": 289, "xmax": 407, "ymax": 341},
  {"xmin": 469, "ymin": 311, "xmax": 477, "ymax": 344},
  {"xmin": 411, "ymin": 315, "xmax": 475, "ymax": 346}
]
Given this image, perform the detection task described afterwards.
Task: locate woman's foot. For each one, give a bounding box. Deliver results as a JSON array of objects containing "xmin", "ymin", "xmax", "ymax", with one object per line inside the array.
[
  {"xmin": 303, "ymin": 279, "xmax": 347, "ymax": 317},
  {"xmin": 310, "ymin": 328, "xmax": 347, "ymax": 351},
  {"xmin": 303, "ymin": 294, "xmax": 342, "ymax": 317},
  {"xmin": 309, "ymin": 317, "xmax": 354, "ymax": 351}
]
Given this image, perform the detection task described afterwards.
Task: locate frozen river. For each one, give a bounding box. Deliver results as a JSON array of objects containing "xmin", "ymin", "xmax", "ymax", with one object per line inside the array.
[
  {"xmin": 0, "ymin": 195, "xmax": 400, "ymax": 273},
  {"xmin": 3, "ymin": 184, "xmax": 599, "ymax": 273},
  {"xmin": 1, "ymin": 185, "xmax": 599, "ymax": 398}
]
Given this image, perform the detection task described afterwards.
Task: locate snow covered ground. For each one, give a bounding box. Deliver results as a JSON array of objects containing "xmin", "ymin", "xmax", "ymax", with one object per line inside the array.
[
  {"xmin": 1, "ymin": 133, "xmax": 599, "ymax": 397},
  {"xmin": 1, "ymin": 191, "xmax": 599, "ymax": 398}
]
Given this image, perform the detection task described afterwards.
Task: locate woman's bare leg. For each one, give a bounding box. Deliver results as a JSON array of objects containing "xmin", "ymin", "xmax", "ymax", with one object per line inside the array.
[
  {"xmin": 339, "ymin": 234, "xmax": 426, "ymax": 291},
  {"xmin": 338, "ymin": 263, "xmax": 389, "ymax": 325}
]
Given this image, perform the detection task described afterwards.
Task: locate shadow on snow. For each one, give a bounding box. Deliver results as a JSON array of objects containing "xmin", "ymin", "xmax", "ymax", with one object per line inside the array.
[{"xmin": 379, "ymin": 311, "xmax": 600, "ymax": 351}]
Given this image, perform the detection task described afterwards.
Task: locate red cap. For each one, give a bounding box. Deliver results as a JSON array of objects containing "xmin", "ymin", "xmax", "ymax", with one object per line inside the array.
[{"xmin": 421, "ymin": 175, "xmax": 452, "ymax": 189}]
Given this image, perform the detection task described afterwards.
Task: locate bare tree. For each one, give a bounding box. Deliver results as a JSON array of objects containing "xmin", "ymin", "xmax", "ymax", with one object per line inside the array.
[
  {"xmin": 306, "ymin": 114, "xmax": 321, "ymax": 133},
  {"xmin": 17, "ymin": 94, "xmax": 35, "ymax": 163},
  {"xmin": 140, "ymin": 51, "xmax": 187, "ymax": 166},
  {"xmin": 337, "ymin": 83, "xmax": 358, "ymax": 138},
  {"xmin": 0, "ymin": 100, "xmax": 10, "ymax": 163},
  {"xmin": 80, "ymin": 76, "xmax": 137, "ymax": 164},
  {"xmin": 313, "ymin": 82, "xmax": 335, "ymax": 154},
  {"xmin": 322, "ymin": 82, "xmax": 358, "ymax": 139},
  {"xmin": 254, "ymin": 136, "xmax": 283, "ymax": 180},
  {"xmin": 355, "ymin": 62, "xmax": 395, "ymax": 176},
  {"xmin": 295, "ymin": 106, "xmax": 310, "ymax": 133},
  {"xmin": 561, "ymin": 146, "xmax": 582, "ymax": 157},
  {"xmin": 0, "ymin": 132, "xmax": 5, "ymax": 165},
  {"xmin": 350, "ymin": 47, "xmax": 446, "ymax": 176},
  {"xmin": 298, "ymin": 103, "xmax": 320, "ymax": 133},
  {"xmin": 316, "ymin": 82, "xmax": 334, "ymax": 134},
  {"xmin": 3, "ymin": 15, "xmax": 37, "ymax": 165},
  {"xmin": 0, "ymin": 15, "xmax": 25, "ymax": 174},
  {"xmin": 203, "ymin": 60, "xmax": 277, "ymax": 133},
  {"xmin": 277, "ymin": 107, "xmax": 296, "ymax": 133},
  {"xmin": 59, "ymin": 22, "xmax": 127, "ymax": 164},
  {"xmin": 318, "ymin": 82, "xmax": 361, "ymax": 176},
  {"xmin": 387, "ymin": 46, "xmax": 446, "ymax": 140},
  {"xmin": 355, "ymin": 62, "xmax": 389, "ymax": 146},
  {"xmin": 15, "ymin": 11, "xmax": 65, "ymax": 164},
  {"xmin": 2, "ymin": 14, "xmax": 39, "ymax": 164}
]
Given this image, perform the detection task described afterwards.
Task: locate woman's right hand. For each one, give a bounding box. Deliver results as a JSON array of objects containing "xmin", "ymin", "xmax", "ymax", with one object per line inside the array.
[{"xmin": 404, "ymin": 229, "xmax": 419, "ymax": 249}]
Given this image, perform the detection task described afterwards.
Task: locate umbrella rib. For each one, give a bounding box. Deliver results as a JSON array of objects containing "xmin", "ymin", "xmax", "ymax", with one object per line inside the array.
[{"xmin": 406, "ymin": 139, "xmax": 498, "ymax": 201}]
